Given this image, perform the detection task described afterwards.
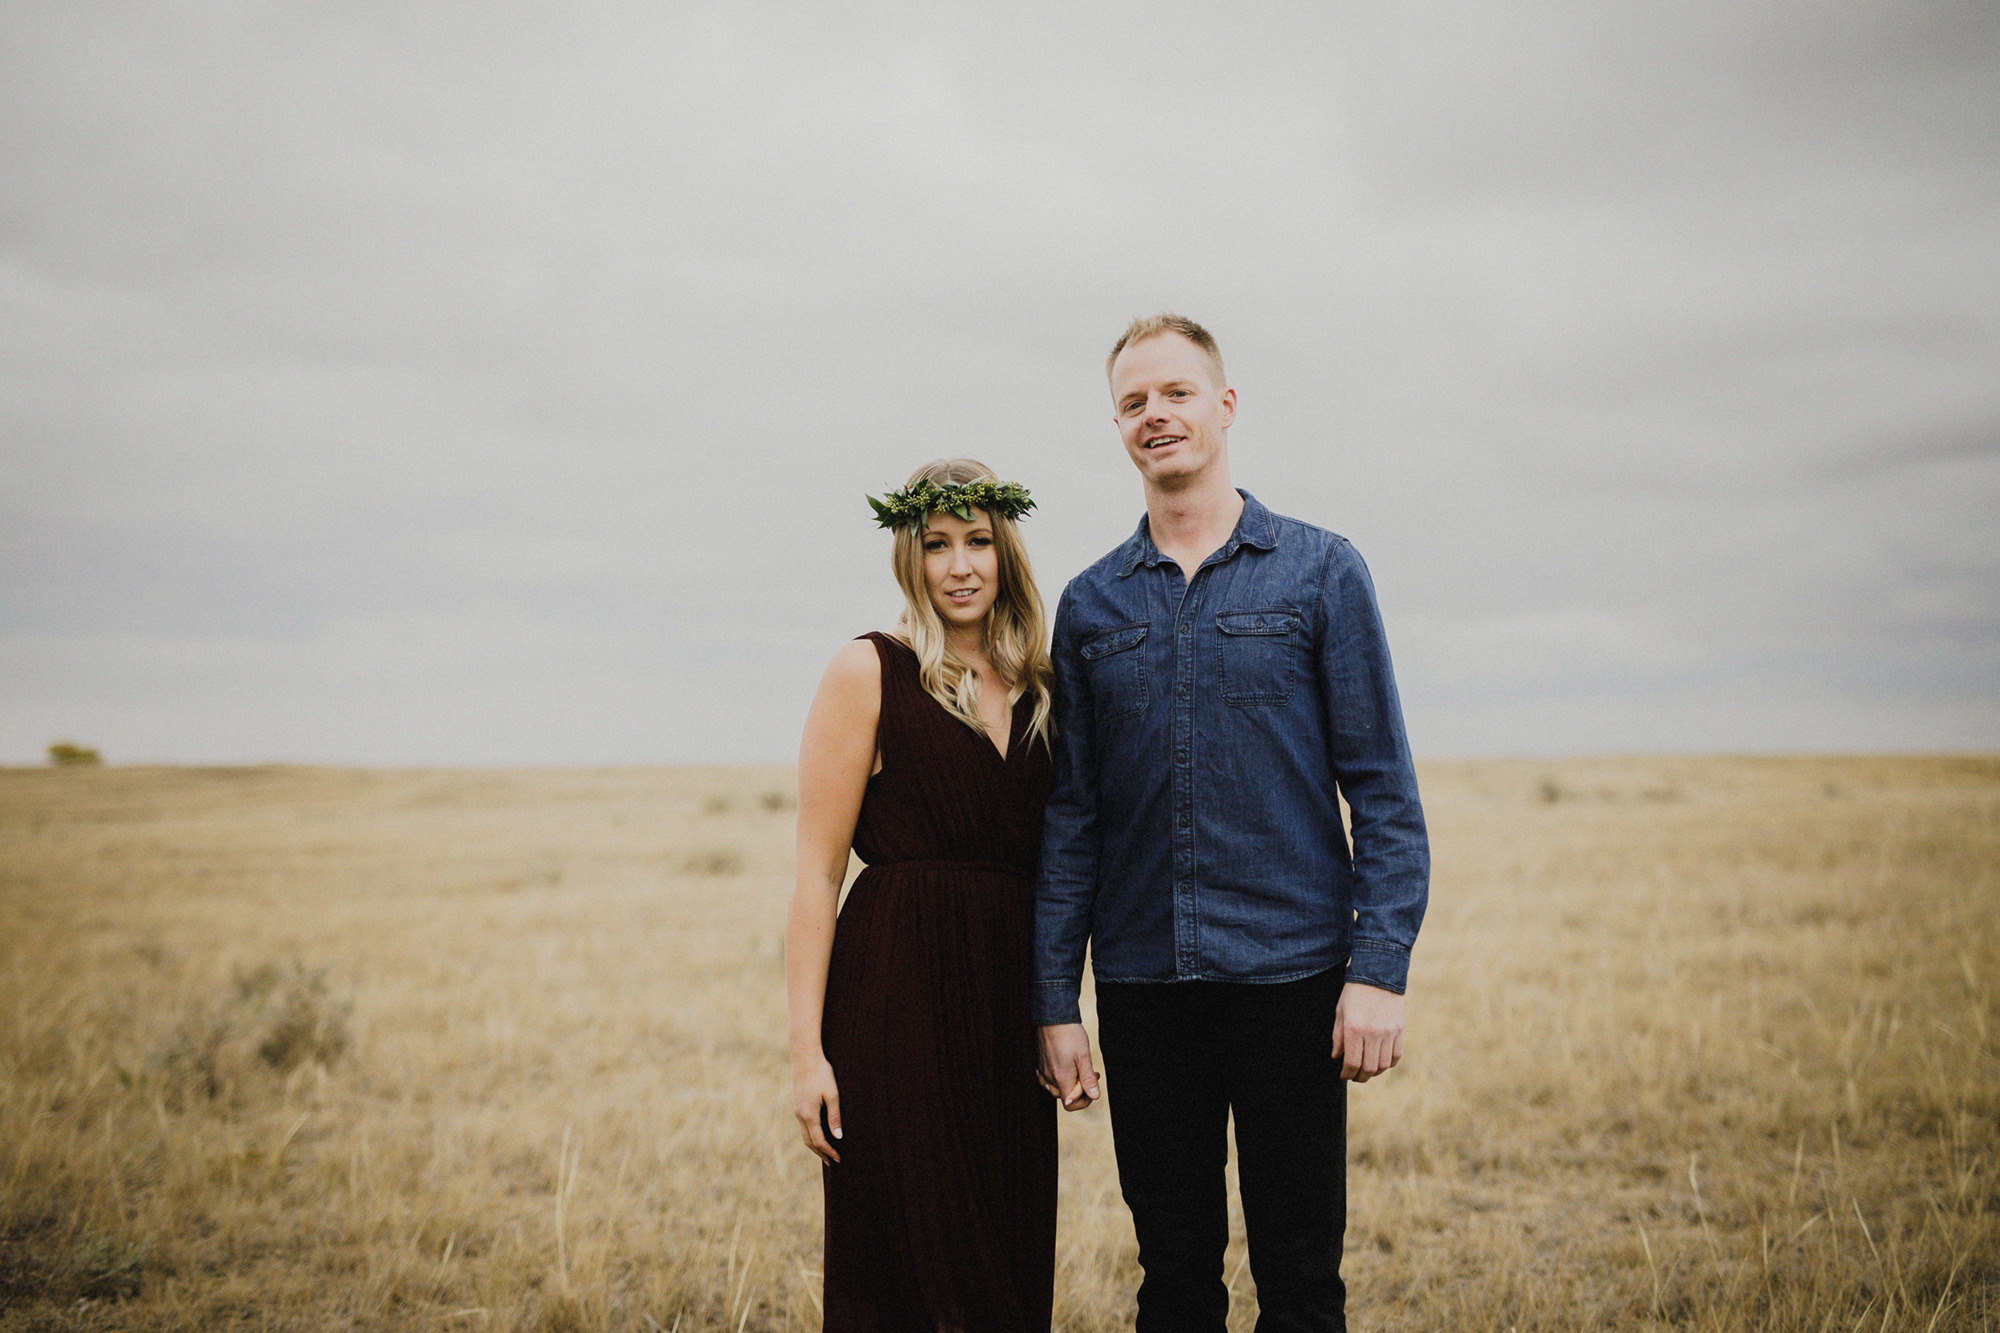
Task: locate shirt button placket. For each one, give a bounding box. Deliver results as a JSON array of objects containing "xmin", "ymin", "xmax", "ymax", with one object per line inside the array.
[{"xmin": 1172, "ymin": 587, "xmax": 1198, "ymax": 976}]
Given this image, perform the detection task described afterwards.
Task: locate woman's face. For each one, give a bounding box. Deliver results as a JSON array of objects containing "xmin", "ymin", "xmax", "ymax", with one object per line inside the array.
[{"xmin": 920, "ymin": 509, "xmax": 1000, "ymax": 637}]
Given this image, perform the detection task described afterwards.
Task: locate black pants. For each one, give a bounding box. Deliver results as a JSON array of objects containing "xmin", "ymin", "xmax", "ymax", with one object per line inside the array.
[{"xmin": 1095, "ymin": 967, "xmax": 1348, "ymax": 1333}]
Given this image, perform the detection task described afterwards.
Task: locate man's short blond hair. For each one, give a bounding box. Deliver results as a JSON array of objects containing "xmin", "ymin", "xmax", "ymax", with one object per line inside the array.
[{"xmin": 1106, "ymin": 313, "xmax": 1227, "ymax": 389}]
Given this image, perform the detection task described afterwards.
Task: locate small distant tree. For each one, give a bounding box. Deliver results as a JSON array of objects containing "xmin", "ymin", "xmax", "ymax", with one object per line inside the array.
[{"xmin": 48, "ymin": 742, "xmax": 102, "ymax": 767}]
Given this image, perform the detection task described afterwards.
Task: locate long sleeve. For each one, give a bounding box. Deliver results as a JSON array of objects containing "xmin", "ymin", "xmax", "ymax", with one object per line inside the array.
[
  {"xmin": 1030, "ymin": 586, "xmax": 1103, "ymax": 1026},
  {"xmin": 1315, "ymin": 539, "xmax": 1429, "ymax": 993}
]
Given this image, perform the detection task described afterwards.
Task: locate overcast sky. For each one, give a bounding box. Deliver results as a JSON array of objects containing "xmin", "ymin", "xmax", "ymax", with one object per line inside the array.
[{"xmin": 3, "ymin": 0, "xmax": 1996, "ymax": 765}]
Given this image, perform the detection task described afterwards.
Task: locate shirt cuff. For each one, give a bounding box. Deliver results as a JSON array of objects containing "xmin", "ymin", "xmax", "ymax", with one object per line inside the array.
[
  {"xmin": 1345, "ymin": 939, "xmax": 1411, "ymax": 994},
  {"xmin": 1030, "ymin": 981, "xmax": 1083, "ymax": 1027}
]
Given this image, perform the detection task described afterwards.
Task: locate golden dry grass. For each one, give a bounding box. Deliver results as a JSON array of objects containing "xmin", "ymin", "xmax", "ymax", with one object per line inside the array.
[{"xmin": 1, "ymin": 756, "xmax": 1995, "ymax": 1331}]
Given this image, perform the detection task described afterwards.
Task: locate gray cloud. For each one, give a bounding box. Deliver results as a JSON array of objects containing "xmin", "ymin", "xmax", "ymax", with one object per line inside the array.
[{"xmin": 3, "ymin": 0, "xmax": 1996, "ymax": 763}]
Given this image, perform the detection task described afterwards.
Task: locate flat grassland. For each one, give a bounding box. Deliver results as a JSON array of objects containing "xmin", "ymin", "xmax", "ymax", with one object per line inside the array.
[{"xmin": 1, "ymin": 757, "xmax": 1995, "ymax": 1331}]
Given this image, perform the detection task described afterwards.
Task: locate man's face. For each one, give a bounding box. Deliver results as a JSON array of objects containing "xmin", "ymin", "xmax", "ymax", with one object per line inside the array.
[{"xmin": 1109, "ymin": 333, "xmax": 1236, "ymax": 490}]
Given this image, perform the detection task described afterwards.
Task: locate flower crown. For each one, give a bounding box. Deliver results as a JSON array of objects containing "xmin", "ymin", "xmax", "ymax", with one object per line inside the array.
[{"xmin": 866, "ymin": 479, "xmax": 1036, "ymax": 530}]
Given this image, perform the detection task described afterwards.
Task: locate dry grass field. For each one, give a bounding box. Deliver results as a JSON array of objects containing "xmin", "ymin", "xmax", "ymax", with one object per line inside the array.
[{"xmin": 1, "ymin": 756, "xmax": 1995, "ymax": 1331}]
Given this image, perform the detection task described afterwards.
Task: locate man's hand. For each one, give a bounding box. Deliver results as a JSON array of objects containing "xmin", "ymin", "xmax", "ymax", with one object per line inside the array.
[
  {"xmin": 1036, "ymin": 1023, "xmax": 1102, "ymax": 1111},
  {"xmin": 1332, "ymin": 982, "xmax": 1404, "ymax": 1083}
]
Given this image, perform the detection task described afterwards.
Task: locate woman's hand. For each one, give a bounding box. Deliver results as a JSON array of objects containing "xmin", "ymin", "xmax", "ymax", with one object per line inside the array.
[{"xmin": 793, "ymin": 1054, "xmax": 844, "ymax": 1164}]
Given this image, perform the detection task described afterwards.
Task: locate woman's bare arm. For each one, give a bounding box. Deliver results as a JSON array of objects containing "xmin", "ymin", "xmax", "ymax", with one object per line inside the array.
[{"xmin": 785, "ymin": 638, "xmax": 881, "ymax": 1164}]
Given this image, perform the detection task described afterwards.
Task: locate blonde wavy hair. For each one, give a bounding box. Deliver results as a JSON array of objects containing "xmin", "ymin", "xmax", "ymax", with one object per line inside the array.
[{"xmin": 890, "ymin": 459, "xmax": 1053, "ymax": 750}]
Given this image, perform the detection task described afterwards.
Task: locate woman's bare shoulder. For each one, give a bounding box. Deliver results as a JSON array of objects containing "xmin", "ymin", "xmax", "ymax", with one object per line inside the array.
[{"xmin": 819, "ymin": 636, "xmax": 887, "ymax": 697}]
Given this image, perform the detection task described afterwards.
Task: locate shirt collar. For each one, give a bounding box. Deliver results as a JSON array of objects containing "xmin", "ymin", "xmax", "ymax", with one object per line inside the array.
[{"xmin": 1116, "ymin": 489, "xmax": 1278, "ymax": 578}]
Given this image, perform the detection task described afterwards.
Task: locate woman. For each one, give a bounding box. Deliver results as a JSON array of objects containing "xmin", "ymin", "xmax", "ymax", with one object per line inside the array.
[{"xmin": 785, "ymin": 459, "xmax": 1057, "ymax": 1331}]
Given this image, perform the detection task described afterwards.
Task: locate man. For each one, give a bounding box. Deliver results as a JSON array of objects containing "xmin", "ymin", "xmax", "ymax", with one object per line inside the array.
[{"xmin": 1033, "ymin": 314, "xmax": 1429, "ymax": 1331}]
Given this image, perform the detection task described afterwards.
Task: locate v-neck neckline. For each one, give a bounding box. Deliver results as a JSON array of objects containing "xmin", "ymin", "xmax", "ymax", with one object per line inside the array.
[
  {"xmin": 957, "ymin": 652, "xmax": 1015, "ymax": 763},
  {"xmin": 884, "ymin": 633, "xmax": 1021, "ymax": 765},
  {"xmin": 982, "ymin": 692, "xmax": 1025, "ymax": 764}
]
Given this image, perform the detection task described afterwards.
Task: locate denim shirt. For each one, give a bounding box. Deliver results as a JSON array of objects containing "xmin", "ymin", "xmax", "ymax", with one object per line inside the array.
[{"xmin": 1030, "ymin": 491, "xmax": 1430, "ymax": 1026}]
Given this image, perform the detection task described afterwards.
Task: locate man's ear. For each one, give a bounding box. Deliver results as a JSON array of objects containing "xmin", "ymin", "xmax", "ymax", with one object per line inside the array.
[{"xmin": 1219, "ymin": 385, "xmax": 1237, "ymax": 427}]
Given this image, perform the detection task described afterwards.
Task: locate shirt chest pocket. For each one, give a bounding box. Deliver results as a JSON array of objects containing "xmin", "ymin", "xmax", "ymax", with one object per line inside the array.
[
  {"xmin": 1216, "ymin": 608, "xmax": 1301, "ymax": 706},
  {"xmin": 1079, "ymin": 622, "xmax": 1149, "ymax": 721}
]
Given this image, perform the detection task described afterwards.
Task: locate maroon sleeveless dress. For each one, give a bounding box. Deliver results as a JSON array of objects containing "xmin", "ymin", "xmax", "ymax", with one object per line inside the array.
[{"xmin": 819, "ymin": 633, "xmax": 1057, "ymax": 1332}]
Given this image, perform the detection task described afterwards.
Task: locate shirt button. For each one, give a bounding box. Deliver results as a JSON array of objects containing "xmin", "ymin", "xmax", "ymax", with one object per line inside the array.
[
  {"xmin": 1254, "ymin": 617, "xmax": 1266, "ymax": 629},
  {"xmin": 1176, "ymin": 751, "xmax": 1187, "ymax": 765},
  {"xmin": 1178, "ymin": 814, "xmax": 1190, "ymax": 828},
  {"xmin": 1176, "ymin": 683, "xmax": 1187, "ymax": 698},
  {"xmin": 1179, "ymin": 622, "xmax": 1190, "ymax": 634}
]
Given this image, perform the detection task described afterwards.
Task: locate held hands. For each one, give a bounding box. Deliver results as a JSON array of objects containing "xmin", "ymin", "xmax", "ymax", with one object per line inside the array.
[
  {"xmin": 1036, "ymin": 1023, "xmax": 1102, "ymax": 1111},
  {"xmin": 1332, "ymin": 981, "xmax": 1405, "ymax": 1083},
  {"xmin": 792, "ymin": 1055, "xmax": 843, "ymax": 1164}
]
